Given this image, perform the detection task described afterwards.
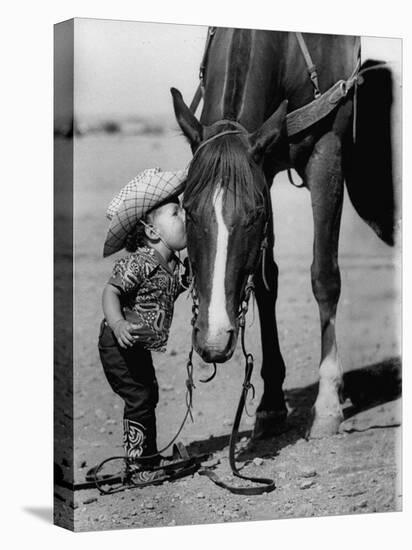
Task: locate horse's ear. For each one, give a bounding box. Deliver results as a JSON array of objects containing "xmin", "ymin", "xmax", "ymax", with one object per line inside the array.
[
  {"xmin": 171, "ymin": 87, "xmax": 203, "ymax": 148},
  {"xmin": 248, "ymin": 100, "xmax": 288, "ymax": 163}
]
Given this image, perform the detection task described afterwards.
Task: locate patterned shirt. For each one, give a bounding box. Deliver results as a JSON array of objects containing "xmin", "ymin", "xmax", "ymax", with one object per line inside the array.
[{"xmin": 108, "ymin": 246, "xmax": 188, "ymax": 352}]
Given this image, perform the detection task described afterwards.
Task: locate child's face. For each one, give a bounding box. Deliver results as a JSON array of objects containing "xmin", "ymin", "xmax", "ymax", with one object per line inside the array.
[{"xmin": 151, "ymin": 201, "xmax": 187, "ymax": 251}]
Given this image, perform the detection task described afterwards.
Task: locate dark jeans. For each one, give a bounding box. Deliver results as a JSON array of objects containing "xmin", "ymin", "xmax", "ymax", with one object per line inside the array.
[{"xmin": 98, "ymin": 320, "xmax": 159, "ymax": 455}]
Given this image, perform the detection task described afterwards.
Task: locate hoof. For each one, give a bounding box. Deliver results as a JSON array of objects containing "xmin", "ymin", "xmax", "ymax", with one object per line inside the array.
[
  {"xmin": 252, "ymin": 410, "xmax": 288, "ymax": 440},
  {"xmin": 307, "ymin": 413, "xmax": 343, "ymax": 439}
]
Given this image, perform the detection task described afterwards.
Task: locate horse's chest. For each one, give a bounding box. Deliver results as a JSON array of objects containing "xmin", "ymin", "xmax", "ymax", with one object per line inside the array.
[{"xmin": 263, "ymin": 134, "xmax": 316, "ymax": 179}]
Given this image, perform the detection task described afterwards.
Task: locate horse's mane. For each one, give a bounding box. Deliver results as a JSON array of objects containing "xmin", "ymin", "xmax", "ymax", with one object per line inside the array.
[{"xmin": 183, "ymin": 133, "xmax": 266, "ymax": 216}]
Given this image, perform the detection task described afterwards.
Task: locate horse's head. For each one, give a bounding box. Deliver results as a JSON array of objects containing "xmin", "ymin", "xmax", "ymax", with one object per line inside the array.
[{"xmin": 171, "ymin": 88, "xmax": 287, "ymax": 363}]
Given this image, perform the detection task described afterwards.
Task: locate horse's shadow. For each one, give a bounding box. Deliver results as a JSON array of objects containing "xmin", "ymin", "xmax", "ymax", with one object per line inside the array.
[{"xmin": 186, "ymin": 356, "xmax": 401, "ymax": 462}]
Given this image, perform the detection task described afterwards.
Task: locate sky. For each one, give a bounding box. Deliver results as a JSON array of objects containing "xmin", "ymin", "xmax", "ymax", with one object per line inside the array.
[
  {"xmin": 73, "ymin": 19, "xmax": 208, "ymax": 120},
  {"xmin": 70, "ymin": 18, "xmax": 402, "ymax": 122}
]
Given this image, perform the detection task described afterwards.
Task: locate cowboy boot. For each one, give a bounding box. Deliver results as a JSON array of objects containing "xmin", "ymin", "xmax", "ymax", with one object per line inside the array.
[
  {"xmin": 123, "ymin": 418, "xmax": 165, "ymax": 482},
  {"xmin": 123, "ymin": 418, "xmax": 145, "ymax": 453}
]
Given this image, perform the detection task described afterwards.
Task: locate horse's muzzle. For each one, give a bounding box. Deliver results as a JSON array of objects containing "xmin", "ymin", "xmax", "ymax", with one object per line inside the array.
[{"xmin": 193, "ymin": 327, "xmax": 237, "ymax": 363}]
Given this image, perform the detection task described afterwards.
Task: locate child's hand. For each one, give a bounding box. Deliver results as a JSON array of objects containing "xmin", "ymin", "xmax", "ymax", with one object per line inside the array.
[{"xmin": 112, "ymin": 319, "xmax": 142, "ymax": 348}]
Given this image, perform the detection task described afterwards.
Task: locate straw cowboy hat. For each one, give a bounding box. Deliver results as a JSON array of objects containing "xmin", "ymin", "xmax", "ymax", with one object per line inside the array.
[{"xmin": 103, "ymin": 167, "xmax": 188, "ymax": 257}]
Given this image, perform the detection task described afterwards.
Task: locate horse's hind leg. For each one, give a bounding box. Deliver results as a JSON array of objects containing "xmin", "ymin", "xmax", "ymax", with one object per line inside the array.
[
  {"xmin": 253, "ymin": 207, "xmax": 288, "ymax": 439},
  {"xmin": 306, "ymin": 132, "xmax": 345, "ymax": 438}
]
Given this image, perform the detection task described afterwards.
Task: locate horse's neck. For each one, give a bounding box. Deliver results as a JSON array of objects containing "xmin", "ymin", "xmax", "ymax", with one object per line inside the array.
[
  {"xmin": 200, "ymin": 30, "xmax": 360, "ymax": 126},
  {"xmin": 201, "ymin": 29, "xmax": 284, "ymax": 131}
]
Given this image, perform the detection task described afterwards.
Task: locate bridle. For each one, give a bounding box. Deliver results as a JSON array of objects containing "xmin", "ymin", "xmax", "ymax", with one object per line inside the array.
[{"xmin": 184, "ymin": 122, "xmax": 276, "ymax": 494}]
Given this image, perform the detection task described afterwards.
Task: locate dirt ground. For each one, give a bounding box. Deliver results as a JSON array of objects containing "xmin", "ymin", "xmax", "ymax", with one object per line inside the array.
[{"xmin": 54, "ymin": 133, "xmax": 401, "ymax": 531}]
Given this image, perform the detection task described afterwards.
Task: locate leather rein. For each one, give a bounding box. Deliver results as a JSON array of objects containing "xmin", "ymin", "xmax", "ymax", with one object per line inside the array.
[{"xmin": 193, "ymin": 275, "xmax": 276, "ymax": 495}]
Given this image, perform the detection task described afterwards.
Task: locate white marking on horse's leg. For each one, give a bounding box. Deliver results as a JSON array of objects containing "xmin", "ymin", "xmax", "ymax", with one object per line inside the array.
[
  {"xmin": 207, "ymin": 186, "xmax": 231, "ymax": 343},
  {"xmin": 310, "ymin": 316, "xmax": 344, "ymax": 438}
]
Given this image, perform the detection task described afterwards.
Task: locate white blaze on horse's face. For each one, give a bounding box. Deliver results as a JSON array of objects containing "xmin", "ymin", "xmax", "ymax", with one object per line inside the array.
[{"xmin": 206, "ymin": 185, "xmax": 233, "ymax": 348}]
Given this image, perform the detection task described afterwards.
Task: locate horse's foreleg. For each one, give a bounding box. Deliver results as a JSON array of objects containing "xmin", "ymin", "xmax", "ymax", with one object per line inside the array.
[
  {"xmin": 306, "ymin": 133, "xmax": 344, "ymax": 438},
  {"xmin": 253, "ymin": 217, "xmax": 288, "ymax": 439}
]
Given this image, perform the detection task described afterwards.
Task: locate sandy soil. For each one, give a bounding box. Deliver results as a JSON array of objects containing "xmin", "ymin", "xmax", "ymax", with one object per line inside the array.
[{"xmin": 54, "ymin": 133, "xmax": 401, "ymax": 531}]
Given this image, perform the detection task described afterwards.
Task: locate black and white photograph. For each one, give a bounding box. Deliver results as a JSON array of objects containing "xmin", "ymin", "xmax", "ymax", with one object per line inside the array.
[{"xmin": 52, "ymin": 13, "xmax": 402, "ymax": 534}]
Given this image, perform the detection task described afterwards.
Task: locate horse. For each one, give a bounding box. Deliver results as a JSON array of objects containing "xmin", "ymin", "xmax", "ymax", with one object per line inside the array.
[{"xmin": 170, "ymin": 28, "xmax": 395, "ymax": 439}]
